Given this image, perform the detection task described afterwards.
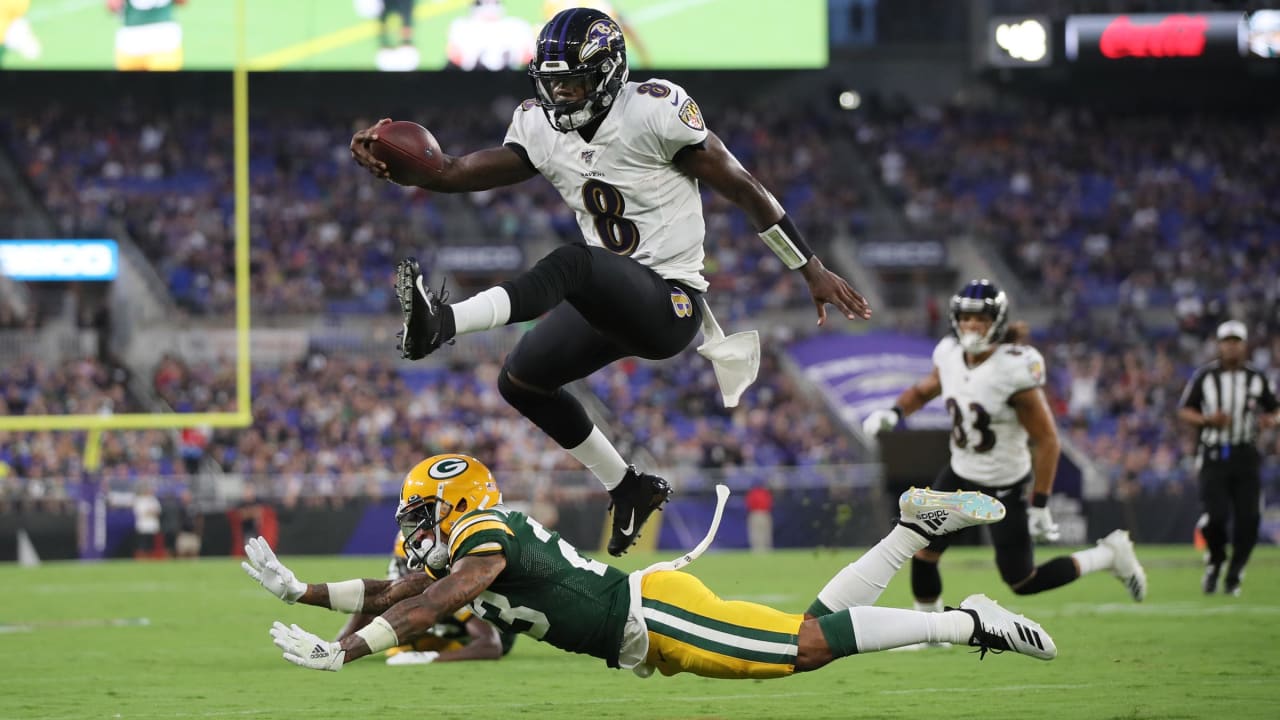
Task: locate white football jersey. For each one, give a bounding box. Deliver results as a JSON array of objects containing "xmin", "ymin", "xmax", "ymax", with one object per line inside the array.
[
  {"xmin": 932, "ymin": 336, "xmax": 1046, "ymax": 487},
  {"xmin": 504, "ymin": 78, "xmax": 710, "ymax": 291}
]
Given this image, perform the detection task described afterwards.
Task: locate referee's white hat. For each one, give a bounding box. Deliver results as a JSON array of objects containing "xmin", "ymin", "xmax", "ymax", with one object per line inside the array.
[{"xmin": 1217, "ymin": 320, "xmax": 1248, "ymax": 341}]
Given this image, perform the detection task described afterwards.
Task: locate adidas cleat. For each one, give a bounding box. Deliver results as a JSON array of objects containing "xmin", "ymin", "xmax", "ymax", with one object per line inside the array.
[
  {"xmin": 1099, "ymin": 529, "xmax": 1147, "ymax": 602},
  {"xmin": 899, "ymin": 487, "xmax": 1006, "ymax": 537},
  {"xmin": 395, "ymin": 257, "xmax": 452, "ymax": 360},
  {"xmin": 606, "ymin": 467, "xmax": 671, "ymax": 557},
  {"xmin": 956, "ymin": 593, "xmax": 1056, "ymax": 661}
]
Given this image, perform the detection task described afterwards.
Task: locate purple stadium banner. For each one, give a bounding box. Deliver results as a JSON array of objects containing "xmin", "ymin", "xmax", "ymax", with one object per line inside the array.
[{"xmin": 787, "ymin": 332, "xmax": 951, "ymax": 431}]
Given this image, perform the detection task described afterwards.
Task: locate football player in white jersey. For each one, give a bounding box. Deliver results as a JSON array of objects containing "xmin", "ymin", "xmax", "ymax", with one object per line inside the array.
[
  {"xmin": 350, "ymin": 8, "xmax": 870, "ymax": 557},
  {"xmin": 863, "ymin": 280, "xmax": 1147, "ymax": 629}
]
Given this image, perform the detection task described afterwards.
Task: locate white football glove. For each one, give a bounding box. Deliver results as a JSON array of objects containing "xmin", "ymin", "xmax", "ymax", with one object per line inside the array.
[
  {"xmin": 385, "ymin": 650, "xmax": 440, "ymax": 666},
  {"xmin": 242, "ymin": 537, "xmax": 306, "ymax": 603},
  {"xmin": 862, "ymin": 408, "xmax": 902, "ymax": 437},
  {"xmin": 270, "ymin": 621, "xmax": 345, "ymax": 672},
  {"xmin": 1027, "ymin": 506, "xmax": 1061, "ymax": 543}
]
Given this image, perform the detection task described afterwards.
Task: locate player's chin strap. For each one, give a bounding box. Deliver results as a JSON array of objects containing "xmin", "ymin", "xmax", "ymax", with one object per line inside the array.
[
  {"xmin": 624, "ymin": 485, "xmax": 731, "ymax": 676},
  {"xmin": 696, "ymin": 301, "xmax": 760, "ymax": 408}
]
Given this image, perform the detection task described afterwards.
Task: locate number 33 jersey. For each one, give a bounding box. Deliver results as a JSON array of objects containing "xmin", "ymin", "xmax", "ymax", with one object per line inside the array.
[
  {"xmin": 932, "ymin": 336, "xmax": 1046, "ymax": 487},
  {"xmin": 504, "ymin": 79, "xmax": 710, "ymax": 292},
  {"xmin": 428, "ymin": 507, "xmax": 634, "ymax": 667}
]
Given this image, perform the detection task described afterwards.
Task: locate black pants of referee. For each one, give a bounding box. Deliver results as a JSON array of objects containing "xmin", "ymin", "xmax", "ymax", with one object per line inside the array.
[
  {"xmin": 496, "ymin": 244, "xmax": 704, "ymax": 450},
  {"xmin": 1199, "ymin": 446, "xmax": 1262, "ymax": 584}
]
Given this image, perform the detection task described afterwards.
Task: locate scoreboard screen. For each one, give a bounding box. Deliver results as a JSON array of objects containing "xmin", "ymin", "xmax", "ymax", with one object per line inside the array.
[{"xmin": 0, "ymin": 0, "xmax": 828, "ymax": 71}]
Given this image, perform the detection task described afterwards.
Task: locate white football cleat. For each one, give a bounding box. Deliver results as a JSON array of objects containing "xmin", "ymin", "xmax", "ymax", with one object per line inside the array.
[
  {"xmin": 899, "ymin": 487, "xmax": 1006, "ymax": 537},
  {"xmin": 1099, "ymin": 529, "xmax": 1147, "ymax": 602},
  {"xmin": 957, "ymin": 593, "xmax": 1056, "ymax": 661}
]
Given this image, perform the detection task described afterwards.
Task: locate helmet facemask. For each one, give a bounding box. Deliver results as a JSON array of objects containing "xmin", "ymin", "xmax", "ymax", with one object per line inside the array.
[
  {"xmin": 950, "ymin": 283, "xmax": 1009, "ymax": 355},
  {"xmin": 396, "ymin": 491, "xmax": 453, "ymax": 571}
]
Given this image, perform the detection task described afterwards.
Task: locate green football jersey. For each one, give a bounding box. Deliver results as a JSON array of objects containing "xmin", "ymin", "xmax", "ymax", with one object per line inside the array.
[
  {"xmin": 439, "ymin": 508, "xmax": 632, "ymax": 667},
  {"xmin": 123, "ymin": 0, "xmax": 175, "ymax": 27}
]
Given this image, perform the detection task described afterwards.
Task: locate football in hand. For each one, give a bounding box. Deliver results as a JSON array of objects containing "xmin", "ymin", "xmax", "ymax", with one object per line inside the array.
[{"xmin": 370, "ymin": 121, "xmax": 444, "ymax": 186}]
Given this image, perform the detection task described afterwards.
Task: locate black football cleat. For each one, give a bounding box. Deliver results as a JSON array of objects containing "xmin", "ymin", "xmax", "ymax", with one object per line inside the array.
[
  {"xmin": 607, "ymin": 467, "xmax": 672, "ymax": 557},
  {"xmin": 395, "ymin": 257, "xmax": 452, "ymax": 360},
  {"xmin": 1202, "ymin": 562, "xmax": 1221, "ymax": 595}
]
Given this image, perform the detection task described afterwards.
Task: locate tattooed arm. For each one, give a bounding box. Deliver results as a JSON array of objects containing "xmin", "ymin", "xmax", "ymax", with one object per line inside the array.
[{"xmin": 336, "ymin": 554, "xmax": 507, "ymax": 662}]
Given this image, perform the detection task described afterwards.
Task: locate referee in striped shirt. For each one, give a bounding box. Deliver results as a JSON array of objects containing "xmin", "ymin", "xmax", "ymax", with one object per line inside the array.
[{"xmin": 1178, "ymin": 320, "xmax": 1280, "ymax": 596}]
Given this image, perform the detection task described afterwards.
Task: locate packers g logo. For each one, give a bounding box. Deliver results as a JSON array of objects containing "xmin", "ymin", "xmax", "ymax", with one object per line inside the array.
[
  {"xmin": 428, "ymin": 457, "xmax": 470, "ymax": 480},
  {"xmin": 671, "ymin": 289, "xmax": 693, "ymax": 318}
]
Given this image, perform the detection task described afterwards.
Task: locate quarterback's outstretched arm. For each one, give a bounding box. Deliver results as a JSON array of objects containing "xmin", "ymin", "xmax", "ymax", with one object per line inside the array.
[
  {"xmin": 350, "ymin": 118, "xmax": 538, "ymax": 193},
  {"xmin": 676, "ymin": 130, "xmax": 871, "ymax": 324}
]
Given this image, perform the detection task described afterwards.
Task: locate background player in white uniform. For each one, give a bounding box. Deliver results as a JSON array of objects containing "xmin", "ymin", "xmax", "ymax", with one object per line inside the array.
[
  {"xmin": 349, "ymin": 8, "xmax": 870, "ymax": 557},
  {"xmin": 863, "ymin": 280, "xmax": 1148, "ymax": 631}
]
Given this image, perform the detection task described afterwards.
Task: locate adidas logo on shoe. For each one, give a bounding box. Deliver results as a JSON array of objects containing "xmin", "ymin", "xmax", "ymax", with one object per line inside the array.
[{"xmin": 898, "ymin": 488, "xmax": 1006, "ymax": 537}]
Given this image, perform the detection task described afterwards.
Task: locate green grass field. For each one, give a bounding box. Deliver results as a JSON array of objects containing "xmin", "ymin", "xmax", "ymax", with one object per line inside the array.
[
  {"xmin": 3, "ymin": 546, "xmax": 1277, "ymax": 719},
  {"xmin": 8, "ymin": 0, "xmax": 826, "ymax": 71}
]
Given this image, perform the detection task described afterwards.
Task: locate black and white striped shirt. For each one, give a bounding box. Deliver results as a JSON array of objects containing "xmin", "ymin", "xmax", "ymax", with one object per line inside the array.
[{"xmin": 1180, "ymin": 361, "xmax": 1279, "ymax": 450}]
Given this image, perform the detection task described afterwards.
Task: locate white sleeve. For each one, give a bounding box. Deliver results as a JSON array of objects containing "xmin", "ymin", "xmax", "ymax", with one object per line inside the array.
[
  {"xmin": 638, "ymin": 79, "xmax": 709, "ymax": 161},
  {"xmin": 502, "ymin": 99, "xmax": 545, "ymax": 169},
  {"xmin": 1005, "ymin": 346, "xmax": 1047, "ymax": 395},
  {"xmin": 932, "ymin": 336, "xmax": 957, "ymax": 367}
]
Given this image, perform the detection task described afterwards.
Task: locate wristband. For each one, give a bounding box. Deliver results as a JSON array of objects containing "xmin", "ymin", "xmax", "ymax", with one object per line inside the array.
[
  {"xmin": 354, "ymin": 616, "xmax": 399, "ymax": 654},
  {"xmin": 1031, "ymin": 492, "xmax": 1050, "ymax": 509},
  {"xmin": 326, "ymin": 580, "xmax": 365, "ymax": 613},
  {"xmin": 891, "ymin": 406, "xmax": 904, "ymax": 422},
  {"xmin": 758, "ymin": 214, "xmax": 815, "ymax": 270}
]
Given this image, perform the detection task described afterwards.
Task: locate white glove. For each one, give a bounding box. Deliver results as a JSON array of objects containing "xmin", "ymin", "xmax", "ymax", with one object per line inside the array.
[
  {"xmin": 242, "ymin": 537, "xmax": 306, "ymax": 603},
  {"xmin": 270, "ymin": 621, "xmax": 345, "ymax": 671},
  {"xmin": 385, "ymin": 650, "xmax": 440, "ymax": 666},
  {"xmin": 862, "ymin": 407, "xmax": 902, "ymax": 437},
  {"xmin": 1027, "ymin": 506, "xmax": 1061, "ymax": 543}
]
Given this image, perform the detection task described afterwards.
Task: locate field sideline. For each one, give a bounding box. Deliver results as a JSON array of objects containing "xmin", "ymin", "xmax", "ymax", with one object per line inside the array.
[{"xmin": 2, "ymin": 546, "xmax": 1277, "ymax": 719}]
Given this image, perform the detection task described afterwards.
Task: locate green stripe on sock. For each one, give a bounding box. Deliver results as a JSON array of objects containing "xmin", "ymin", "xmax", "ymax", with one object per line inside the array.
[
  {"xmin": 806, "ymin": 597, "xmax": 834, "ymax": 617},
  {"xmin": 817, "ymin": 611, "xmax": 859, "ymax": 657},
  {"xmin": 641, "ymin": 597, "xmax": 799, "ymax": 646},
  {"xmin": 645, "ymin": 619, "xmax": 797, "ymax": 666}
]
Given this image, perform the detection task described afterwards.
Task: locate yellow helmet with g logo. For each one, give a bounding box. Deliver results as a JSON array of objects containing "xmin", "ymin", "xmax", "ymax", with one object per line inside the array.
[{"xmin": 396, "ymin": 454, "xmax": 501, "ymax": 548}]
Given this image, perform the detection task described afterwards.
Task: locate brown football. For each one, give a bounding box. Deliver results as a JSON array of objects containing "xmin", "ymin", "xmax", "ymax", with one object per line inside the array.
[{"xmin": 369, "ymin": 121, "xmax": 444, "ymax": 186}]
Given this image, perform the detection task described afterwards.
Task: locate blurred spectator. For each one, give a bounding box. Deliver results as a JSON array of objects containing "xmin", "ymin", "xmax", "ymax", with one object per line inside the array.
[
  {"xmin": 746, "ymin": 484, "xmax": 774, "ymax": 553},
  {"xmin": 132, "ymin": 483, "xmax": 162, "ymax": 559}
]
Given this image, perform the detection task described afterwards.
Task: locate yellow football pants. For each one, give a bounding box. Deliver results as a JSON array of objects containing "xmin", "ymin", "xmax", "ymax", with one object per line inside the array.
[
  {"xmin": 640, "ymin": 570, "xmax": 802, "ymax": 679},
  {"xmin": 115, "ymin": 47, "xmax": 183, "ymax": 71}
]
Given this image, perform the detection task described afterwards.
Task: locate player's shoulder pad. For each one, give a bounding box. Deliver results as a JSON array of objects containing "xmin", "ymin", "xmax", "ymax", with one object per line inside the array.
[
  {"xmin": 933, "ymin": 335, "xmax": 960, "ymax": 365},
  {"xmin": 629, "ymin": 78, "xmax": 705, "ymax": 132},
  {"xmin": 516, "ymin": 98, "xmax": 538, "ymax": 113},
  {"xmin": 448, "ymin": 508, "xmax": 514, "ymax": 561},
  {"xmin": 996, "ymin": 343, "xmax": 1046, "ymax": 390}
]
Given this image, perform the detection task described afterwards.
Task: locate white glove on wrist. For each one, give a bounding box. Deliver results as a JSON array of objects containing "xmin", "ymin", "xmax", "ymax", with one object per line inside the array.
[
  {"xmin": 385, "ymin": 650, "xmax": 440, "ymax": 666},
  {"xmin": 1027, "ymin": 506, "xmax": 1061, "ymax": 543},
  {"xmin": 270, "ymin": 621, "xmax": 345, "ymax": 671},
  {"xmin": 242, "ymin": 537, "xmax": 306, "ymax": 603},
  {"xmin": 862, "ymin": 407, "xmax": 902, "ymax": 437}
]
